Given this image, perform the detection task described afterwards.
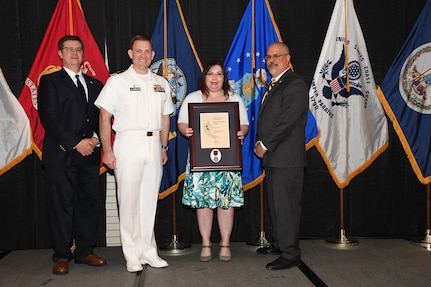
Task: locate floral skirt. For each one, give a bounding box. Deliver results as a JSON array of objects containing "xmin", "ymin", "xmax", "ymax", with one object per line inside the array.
[{"xmin": 182, "ymin": 159, "xmax": 244, "ymax": 209}]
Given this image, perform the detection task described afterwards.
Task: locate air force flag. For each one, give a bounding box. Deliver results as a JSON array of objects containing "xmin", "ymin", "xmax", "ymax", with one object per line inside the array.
[{"xmin": 225, "ymin": 0, "xmax": 318, "ymax": 190}]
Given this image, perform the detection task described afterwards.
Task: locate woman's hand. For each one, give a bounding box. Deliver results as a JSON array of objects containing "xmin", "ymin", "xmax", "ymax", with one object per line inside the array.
[
  {"xmin": 178, "ymin": 123, "xmax": 193, "ymax": 137},
  {"xmin": 237, "ymin": 130, "xmax": 245, "ymax": 141},
  {"xmin": 237, "ymin": 124, "xmax": 249, "ymax": 144},
  {"xmin": 184, "ymin": 127, "xmax": 194, "ymax": 137}
]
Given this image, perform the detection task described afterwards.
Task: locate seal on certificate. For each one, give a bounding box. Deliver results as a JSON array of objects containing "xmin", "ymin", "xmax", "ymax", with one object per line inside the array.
[{"xmin": 210, "ymin": 149, "xmax": 222, "ymax": 163}]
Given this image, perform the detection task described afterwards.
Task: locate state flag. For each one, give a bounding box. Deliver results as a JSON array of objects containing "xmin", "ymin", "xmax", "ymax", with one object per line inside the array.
[{"xmin": 377, "ymin": 0, "xmax": 431, "ymax": 184}]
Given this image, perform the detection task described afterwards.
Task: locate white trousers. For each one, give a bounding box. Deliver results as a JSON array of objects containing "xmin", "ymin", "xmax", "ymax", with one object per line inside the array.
[{"xmin": 114, "ymin": 132, "xmax": 162, "ymax": 264}]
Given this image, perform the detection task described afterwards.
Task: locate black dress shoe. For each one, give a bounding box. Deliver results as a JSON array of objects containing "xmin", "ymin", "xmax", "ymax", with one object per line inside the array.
[
  {"xmin": 256, "ymin": 245, "xmax": 281, "ymax": 255},
  {"xmin": 266, "ymin": 256, "xmax": 301, "ymax": 270}
]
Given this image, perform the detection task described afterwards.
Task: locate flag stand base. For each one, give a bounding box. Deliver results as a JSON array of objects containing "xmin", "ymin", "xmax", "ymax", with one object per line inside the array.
[
  {"xmin": 247, "ymin": 231, "xmax": 270, "ymax": 247},
  {"xmin": 326, "ymin": 229, "xmax": 358, "ymax": 249},
  {"xmin": 410, "ymin": 229, "xmax": 431, "ymax": 251},
  {"xmin": 159, "ymin": 235, "xmax": 191, "ymax": 255}
]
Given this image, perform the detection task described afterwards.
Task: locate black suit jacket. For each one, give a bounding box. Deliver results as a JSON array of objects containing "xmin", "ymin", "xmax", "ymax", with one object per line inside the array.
[
  {"xmin": 38, "ymin": 68, "xmax": 103, "ymax": 166},
  {"xmin": 257, "ymin": 70, "xmax": 308, "ymax": 168}
]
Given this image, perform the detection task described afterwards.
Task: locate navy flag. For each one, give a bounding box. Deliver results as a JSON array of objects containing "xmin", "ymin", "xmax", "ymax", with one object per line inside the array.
[
  {"xmin": 151, "ymin": 0, "xmax": 203, "ymax": 198},
  {"xmin": 224, "ymin": 0, "xmax": 318, "ymax": 190},
  {"xmin": 377, "ymin": 0, "xmax": 431, "ymax": 184}
]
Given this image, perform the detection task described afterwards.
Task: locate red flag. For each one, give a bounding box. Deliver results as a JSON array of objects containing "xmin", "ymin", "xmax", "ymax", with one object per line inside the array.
[{"xmin": 18, "ymin": 0, "xmax": 109, "ymax": 161}]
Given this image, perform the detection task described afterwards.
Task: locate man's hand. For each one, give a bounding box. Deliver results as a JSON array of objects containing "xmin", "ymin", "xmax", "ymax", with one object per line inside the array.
[
  {"xmin": 76, "ymin": 138, "xmax": 98, "ymax": 156},
  {"xmin": 162, "ymin": 149, "xmax": 168, "ymax": 165},
  {"xmin": 254, "ymin": 141, "xmax": 267, "ymax": 158},
  {"xmin": 102, "ymin": 150, "xmax": 116, "ymax": 170}
]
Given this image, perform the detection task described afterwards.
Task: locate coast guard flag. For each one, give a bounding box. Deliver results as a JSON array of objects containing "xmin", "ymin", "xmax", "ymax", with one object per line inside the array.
[
  {"xmin": 18, "ymin": 0, "xmax": 109, "ymax": 161},
  {"xmin": 225, "ymin": 0, "xmax": 318, "ymax": 190},
  {"xmin": 377, "ymin": 0, "xmax": 431, "ymax": 184},
  {"xmin": 151, "ymin": 0, "xmax": 203, "ymax": 197},
  {"xmin": 0, "ymin": 68, "xmax": 32, "ymax": 176},
  {"xmin": 309, "ymin": 0, "xmax": 389, "ymax": 188}
]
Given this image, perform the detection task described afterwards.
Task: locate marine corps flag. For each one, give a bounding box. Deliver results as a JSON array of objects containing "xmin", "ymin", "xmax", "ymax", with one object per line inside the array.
[
  {"xmin": 224, "ymin": 0, "xmax": 318, "ymax": 190},
  {"xmin": 309, "ymin": 0, "xmax": 389, "ymax": 188},
  {"xmin": 18, "ymin": 0, "xmax": 109, "ymax": 159},
  {"xmin": 0, "ymin": 68, "xmax": 32, "ymax": 176},
  {"xmin": 150, "ymin": 0, "xmax": 203, "ymax": 197},
  {"xmin": 377, "ymin": 0, "xmax": 431, "ymax": 184}
]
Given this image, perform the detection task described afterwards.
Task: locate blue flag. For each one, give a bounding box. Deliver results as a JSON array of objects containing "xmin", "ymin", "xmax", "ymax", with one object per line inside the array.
[
  {"xmin": 224, "ymin": 0, "xmax": 318, "ymax": 190},
  {"xmin": 151, "ymin": 0, "xmax": 203, "ymax": 197},
  {"xmin": 377, "ymin": 0, "xmax": 431, "ymax": 184}
]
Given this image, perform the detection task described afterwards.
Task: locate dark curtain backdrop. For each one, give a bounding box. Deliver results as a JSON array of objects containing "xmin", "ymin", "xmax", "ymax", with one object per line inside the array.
[{"xmin": 0, "ymin": 0, "xmax": 428, "ymax": 250}]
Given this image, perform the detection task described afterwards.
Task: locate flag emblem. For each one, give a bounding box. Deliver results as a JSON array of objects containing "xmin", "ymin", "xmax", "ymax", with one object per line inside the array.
[
  {"xmin": 315, "ymin": 46, "xmax": 365, "ymax": 109},
  {"xmin": 25, "ymin": 65, "xmax": 62, "ymax": 111},
  {"xmin": 228, "ymin": 67, "xmax": 269, "ymax": 106},
  {"xmin": 400, "ymin": 44, "xmax": 431, "ymax": 112},
  {"xmin": 150, "ymin": 58, "xmax": 186, "ymax": 111}
]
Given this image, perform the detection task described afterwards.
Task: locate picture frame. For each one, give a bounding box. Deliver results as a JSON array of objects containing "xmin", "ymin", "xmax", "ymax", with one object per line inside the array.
[{"xmin": 188, "ymin": 102, "xmax": 242, "ymax": 172}]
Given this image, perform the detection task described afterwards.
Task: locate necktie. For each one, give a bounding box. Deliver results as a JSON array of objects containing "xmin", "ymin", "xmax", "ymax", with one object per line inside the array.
[
  {"xmin": 262, "ymin": 79, "xmax": 276, "ymax": 104},
  {"xmin": 76, "ymin": 74, "xmax": 87, "ymax": 103}
]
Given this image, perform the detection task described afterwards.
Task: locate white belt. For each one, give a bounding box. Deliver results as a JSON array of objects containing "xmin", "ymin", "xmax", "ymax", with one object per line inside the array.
[{"xmin": 117, "ymin": 130, "xmax": 160, "ymax": 136}]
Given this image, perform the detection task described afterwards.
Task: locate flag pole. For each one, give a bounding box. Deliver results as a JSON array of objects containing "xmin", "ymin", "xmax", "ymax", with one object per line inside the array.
[
  {"xmin": 158, "ymin": 0, "xmax": 190, "ymax": 254},
  {"xmin": 344, "ymin": 0, "xmax": 350, "ymax": 92},
  {"xmin": 251, "ymin": 0, "xmax": 255, "ymax": 77},
  {"xmin": 159, "ymin": 191, "xmax": 191, "ymax": 254},
  {"xmin": 163, "ymin": 0, "xmax": 168, "ymax": 77},
  {"xmin": 410, "ymin": 183, "xmax": 431, "ymax": 250},
  {"xmin": 326, "ymin": 187, "xmax": 358, "ymax": 248},
  {"xmin": 245, "ymin": 0, "xmax": 268, "ymax": 249},
  {"xmin": 247, "ymin": 181, "xmax": 269, "ymax": 248}
]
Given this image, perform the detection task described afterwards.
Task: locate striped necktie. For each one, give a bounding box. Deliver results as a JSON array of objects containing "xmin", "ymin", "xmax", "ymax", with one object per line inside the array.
[{"xmin": 262, "ymin": 79, "xmax": 276, "ymax": 104}]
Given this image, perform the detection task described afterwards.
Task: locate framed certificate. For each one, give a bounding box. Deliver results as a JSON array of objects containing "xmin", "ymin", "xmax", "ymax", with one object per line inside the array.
[{"xmin": 188, "ymin": 102, "xmax": 242, "ymax": 172}]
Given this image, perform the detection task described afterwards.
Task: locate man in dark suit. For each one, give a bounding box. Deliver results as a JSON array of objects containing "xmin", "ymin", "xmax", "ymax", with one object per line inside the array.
[
  {"xmin": 254, "ymin": 42, "xmax": 308, "ymax": 270},
  {"xmin": 38, "ymin": 35, "xmax": 106, "ymax": 275}
]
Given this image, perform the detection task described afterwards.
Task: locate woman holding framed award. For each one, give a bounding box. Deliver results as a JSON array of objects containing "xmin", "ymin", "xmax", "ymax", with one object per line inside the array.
[{"xmin": 178, "ymin": 60, "xmax": 249, "ymax": 262}]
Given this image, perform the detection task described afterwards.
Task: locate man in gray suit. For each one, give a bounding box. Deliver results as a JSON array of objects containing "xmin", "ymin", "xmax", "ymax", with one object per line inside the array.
[{"xmin": 254, "ymin": 42, "xmax": 308, "ymax": 270}]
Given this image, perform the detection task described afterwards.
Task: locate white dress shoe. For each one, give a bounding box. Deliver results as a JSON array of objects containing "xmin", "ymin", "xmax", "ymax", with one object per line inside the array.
[
  {"xmin": 126, "ymin": 261, "xmax": 143, "ymax": 273},
  {"xmin": 141, "ymin": 256, "xmax": 168, "ymax": 268}
]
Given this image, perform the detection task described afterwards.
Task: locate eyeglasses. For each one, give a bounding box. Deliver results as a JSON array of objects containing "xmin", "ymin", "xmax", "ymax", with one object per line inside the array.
[
  {"xmin": 62, "ymin": 47, "xmax": 83, "ymax": 53},
  {"xmin": 265, "ymin": 54, "xmax": 288, "ymax": 61},
  {"xmin": 206, "ymin": 72, "xmax": 224, "ymax": 77}
]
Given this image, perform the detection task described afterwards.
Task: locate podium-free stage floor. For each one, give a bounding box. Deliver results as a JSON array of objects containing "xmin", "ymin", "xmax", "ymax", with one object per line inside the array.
[{"xmin": 1, "ymin": 239, "xmax": 430, "ymax": 287}]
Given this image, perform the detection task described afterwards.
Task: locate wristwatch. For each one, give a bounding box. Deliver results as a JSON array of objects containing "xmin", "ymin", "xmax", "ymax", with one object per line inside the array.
[{"xmin": 161, "ymin": 145, "xmax": 169, "ymax": 151}]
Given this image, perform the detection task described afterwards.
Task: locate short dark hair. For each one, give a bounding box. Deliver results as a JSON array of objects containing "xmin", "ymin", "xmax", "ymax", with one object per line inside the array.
[
  {"xmin": 58, "ymin": 35, "xmax": 84, "ymax": 51},
  {"xmin": 199, "ymin": 60, "xmax": 231, "ymax": 99},
  {"xmin": 129, "ymin": 34, "xmax": 153, "ymax": 50}
]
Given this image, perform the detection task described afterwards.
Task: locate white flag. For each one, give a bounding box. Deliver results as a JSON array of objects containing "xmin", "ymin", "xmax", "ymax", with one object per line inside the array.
[
  {"xmin": 0, "ymin": 68, "xmax": 32, "ymax": 175},
  {"xmin": 309, "ymin": 0, "xmax": 389, "ymax": 188}
]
